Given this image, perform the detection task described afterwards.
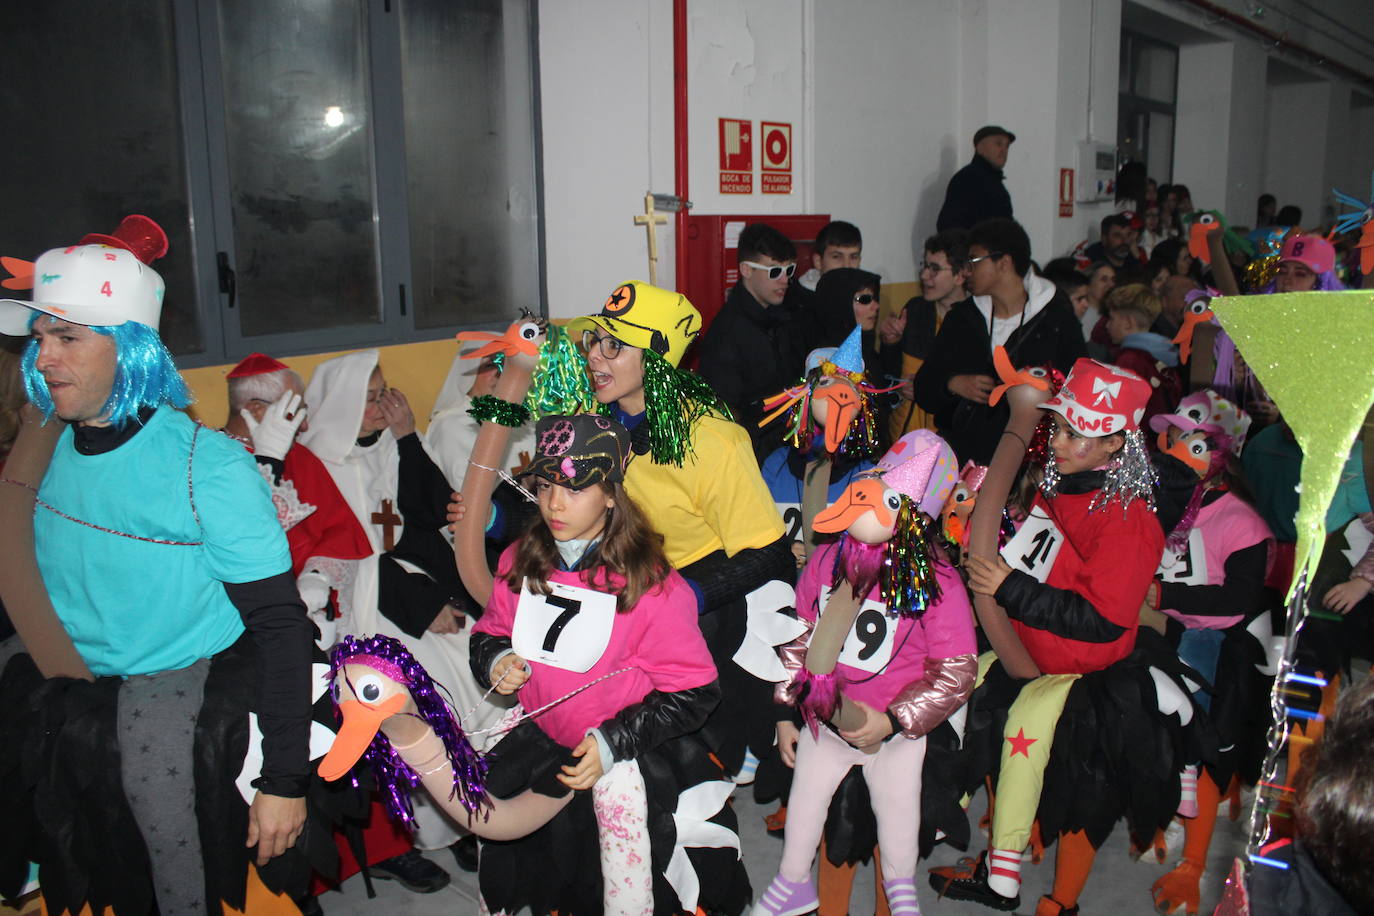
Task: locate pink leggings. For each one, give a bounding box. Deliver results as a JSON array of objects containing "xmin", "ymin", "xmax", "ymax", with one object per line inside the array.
[{"xmin": 780, "ymin": 726, "xmax": 926, "ymax": 882}]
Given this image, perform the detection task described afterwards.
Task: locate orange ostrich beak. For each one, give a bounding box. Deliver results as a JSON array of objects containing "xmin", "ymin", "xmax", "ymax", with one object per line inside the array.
[
  {"xmin": 1171, "ymin": 308, "xmax": 1214, "ymax": 363},
  {"xmin": 987, "ymin": 347, "xmax": 1049, "ymax": 406},
  {"xmin": 318, "ymin": 693, "xmax": 408, "ymax": 782},
  {"xmin": 456, "ymin": 318, "xmax": 544, "ymax": 361},
  {"xmin": 815, "ymin": 380, "xmax": 860, "ymax": 453},
  {"xmin": 1188, "ymin": 223, "xmax": 1213, "ymax": 264},
  {"xmin": 813, "ymin": 477, "xmax": 892, "ymax": 534},
  {"xmin": 1, "ymin": 256, "xmax": 34, "ymax": 290}
]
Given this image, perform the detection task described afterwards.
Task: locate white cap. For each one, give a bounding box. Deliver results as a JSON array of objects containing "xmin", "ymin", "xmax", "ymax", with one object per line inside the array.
[{"xmin": 0, "ymin": 244, "xmax": 165, "ymax": 335}]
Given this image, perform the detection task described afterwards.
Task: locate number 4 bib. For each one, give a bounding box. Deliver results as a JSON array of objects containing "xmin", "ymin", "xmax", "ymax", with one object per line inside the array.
[
  {"xmin": 1001, "ymin": 506, "xmax": 1064, "ymax": 583},
  {"xmin": 512, "ymin": 580, "xmax": 618, "ymax": 673}
]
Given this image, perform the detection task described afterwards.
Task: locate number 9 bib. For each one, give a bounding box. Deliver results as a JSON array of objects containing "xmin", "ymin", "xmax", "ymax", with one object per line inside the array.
[
  {"xmin": 819, "ymin": 586, "xmax": 897, "ymax": 674},
  {"xmin": 512, "ymin": 580, "xmax": 618, "ymax": 673}
]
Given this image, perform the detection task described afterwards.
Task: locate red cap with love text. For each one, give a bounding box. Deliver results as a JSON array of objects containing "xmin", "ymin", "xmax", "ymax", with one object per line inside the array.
[{"xmin": 1041, "ymin": 358, "xmax": 1151, "ymax": 436}]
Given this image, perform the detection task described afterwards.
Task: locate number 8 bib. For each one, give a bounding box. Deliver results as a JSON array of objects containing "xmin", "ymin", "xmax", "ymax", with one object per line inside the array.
[{"xmin": 512, "ymin": 580, "xmax": 618, "ymax": 673}]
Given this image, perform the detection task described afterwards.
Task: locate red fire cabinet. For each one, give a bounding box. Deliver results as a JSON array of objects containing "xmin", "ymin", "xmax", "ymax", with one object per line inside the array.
[{"xmin": 680, "ymin": 213, "xmax": 832, "ymax": 341}]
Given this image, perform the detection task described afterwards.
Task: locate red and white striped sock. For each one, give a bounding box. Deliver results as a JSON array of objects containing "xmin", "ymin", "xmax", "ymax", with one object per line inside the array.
[
  {"xmin": 1178, "ymin": 764, "xmax": 1199, "ymax": 818},
  {"xmin": 986, "ymin": 846, "xmax": 1023, "ymax": 898}
]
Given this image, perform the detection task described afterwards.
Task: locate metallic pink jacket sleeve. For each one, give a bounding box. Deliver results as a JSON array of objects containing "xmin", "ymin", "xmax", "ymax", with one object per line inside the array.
[
  {"xmin": 888, "ymin": 653, "xmax": 977, "ymax": 739},
  {"xmin": 775, "ymin": 615, "xmax": 814, "ymax": 706}
]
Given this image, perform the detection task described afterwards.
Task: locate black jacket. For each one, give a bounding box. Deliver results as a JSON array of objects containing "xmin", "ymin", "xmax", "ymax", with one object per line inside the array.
[
  {"xmin": 913, "ymin": 283, "xmax": 1085, "ymax": 464},
  {"xmin": 936, "ymin": 155, "xmax": 1013, "ymax": 231},
  {"xmin": 698, "ymin": 282, "xmax": 811, "ymax": 460},
  {"xmin": 377, "ymin": 433, "xmax": 474, "ymax": 638}
]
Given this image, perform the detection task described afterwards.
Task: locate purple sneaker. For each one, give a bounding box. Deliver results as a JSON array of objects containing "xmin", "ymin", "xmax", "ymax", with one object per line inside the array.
[{"xmin": 749, "ymin": 873, "xmax": 819, "ymax": 916}]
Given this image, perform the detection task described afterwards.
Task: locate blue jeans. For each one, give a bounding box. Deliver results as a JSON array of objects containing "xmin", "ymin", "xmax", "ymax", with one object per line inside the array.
[{"xmin": 1178, "ymin": 627, "xmax": 1225, "ymax": 713}]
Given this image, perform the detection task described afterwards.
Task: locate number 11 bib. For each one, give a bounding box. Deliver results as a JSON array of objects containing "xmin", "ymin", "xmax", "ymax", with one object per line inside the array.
[
  {"xmin": 1001, "ymin": 506, "xmax": 1064, "ymax": 583},
  {"xmin": 512, "ymin": 579, "xmax": 618, "ymax": 673}
]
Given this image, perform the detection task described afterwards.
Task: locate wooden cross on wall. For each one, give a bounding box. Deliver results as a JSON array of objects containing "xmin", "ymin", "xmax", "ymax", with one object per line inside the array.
[
  {"xmin": 633, "ymin": 192, "xmax": 668, "ymax": 286},
  {"xmin": 371, "ymin": 498, "xmax": 402, "ymax": 551}
]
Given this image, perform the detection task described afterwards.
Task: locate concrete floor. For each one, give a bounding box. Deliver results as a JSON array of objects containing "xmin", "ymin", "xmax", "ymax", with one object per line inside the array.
[{"xmin": 316, "ymin": 785, "xmax": 1245, "ymax": 915}]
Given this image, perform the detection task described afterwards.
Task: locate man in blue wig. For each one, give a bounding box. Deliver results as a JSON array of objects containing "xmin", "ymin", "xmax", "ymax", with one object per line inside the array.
[{"xmin": 0, "ymin": 226, "xmax": 313, "ymax": 916}]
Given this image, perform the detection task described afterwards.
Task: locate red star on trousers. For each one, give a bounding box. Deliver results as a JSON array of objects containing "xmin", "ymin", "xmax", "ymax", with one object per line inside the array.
[{"xmin": 1006, "ymin": 727, "xmax": 1037, "ymax": 757}]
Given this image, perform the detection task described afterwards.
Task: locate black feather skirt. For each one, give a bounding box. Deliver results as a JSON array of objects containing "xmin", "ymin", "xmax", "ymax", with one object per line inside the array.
[
  {"xmin": 0, "ymin": 635, "xmax": 359, "ymax": 916},
  {"xmin": 475, "ymin": 718, "xmax": 750, "ymax": 916},
  {"xmin": 956, "ymin": 630, "xmax": 1217, "ymax": 851}
]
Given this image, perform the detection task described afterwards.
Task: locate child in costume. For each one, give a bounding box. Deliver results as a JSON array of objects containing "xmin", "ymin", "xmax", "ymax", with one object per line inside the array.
[
  {"xmin": 931, "ymin": 358, "xmax": 1198, "ymax": 916},
  {"xmin": 467, "ymin": 413, "xmax": 743, "ymax": 915},
  {"xmin": 1146, "ymin": 392, "xmax": 1274, "ymax": 916},
  {"xmin": 759, "ymin": 325, "xmax": 889, "ymax": 560},
  {"xmin": 568, "ymin": 282, "xmax": 796, "ymax": 785},
  {"xmin": 754, "ymin": 437, "xmax": 977, "ymax": 916}
]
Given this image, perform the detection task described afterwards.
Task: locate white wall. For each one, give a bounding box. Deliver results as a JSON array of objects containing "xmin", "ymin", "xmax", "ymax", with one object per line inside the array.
[
  {"xmin": 535, "ymin": 0, "xmax": 1368, "ymax": 321},
  {"xmin": 809, "ymin": 0, "xmax": 962, "ymax": 281},
  {"xmin": 538, "ymin": 1, "xmax": 672, "ymax": 318},
  {"xmin": 1264, "ymin": 81, "xmax": 1335, "ymax": 223},
  {"xmin": 1174, "ymin": 39, "xmax": 1269, "ymax": 221}
]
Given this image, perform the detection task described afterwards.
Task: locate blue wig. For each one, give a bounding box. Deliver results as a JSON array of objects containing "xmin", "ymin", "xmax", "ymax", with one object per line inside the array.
[{"xmin": 22, "ymin": 315, "xmax": 192, "ymax": 427}]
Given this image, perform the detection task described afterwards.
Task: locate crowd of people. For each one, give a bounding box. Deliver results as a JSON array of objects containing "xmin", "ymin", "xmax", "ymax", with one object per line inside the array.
[{"xmin": 0, "ymin": 136, "xmax": 1371, "ymax": 916}]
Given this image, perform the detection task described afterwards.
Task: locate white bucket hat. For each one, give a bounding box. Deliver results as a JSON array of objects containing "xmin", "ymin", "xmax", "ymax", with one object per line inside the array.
[{"xmin": 0, "ymin": 244, "xmax": 165, "ymax": 335}]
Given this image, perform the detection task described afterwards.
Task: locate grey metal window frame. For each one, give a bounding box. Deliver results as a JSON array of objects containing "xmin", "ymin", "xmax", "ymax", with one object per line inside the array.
[{"xmin": 173, "ymin": 0, "xmax": 546, "ymax": 369}]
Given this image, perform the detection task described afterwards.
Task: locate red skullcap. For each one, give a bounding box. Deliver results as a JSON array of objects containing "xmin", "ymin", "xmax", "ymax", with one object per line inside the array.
[{"xmin": 227, "ymin": 352, "xmax": 290, "ymax": 378}]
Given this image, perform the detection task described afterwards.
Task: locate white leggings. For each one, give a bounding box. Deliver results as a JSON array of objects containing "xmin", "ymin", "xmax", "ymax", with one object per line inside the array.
[{"xmin": 780, "ymin": 726, "xmax": 926, "ymax": 883}]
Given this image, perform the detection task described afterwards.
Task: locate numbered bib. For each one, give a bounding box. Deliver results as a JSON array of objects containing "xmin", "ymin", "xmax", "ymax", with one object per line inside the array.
[
  {"xmin": 777, "ymin": 503, "xmax": 804, "ymax": 542},
  {"xmin": 511, "ymin": 580, "xmax": 617, "ymax": 673},
  {"xmin": 1001, "ymin": 506, "xmax": 1064, "ymax": 583},
  {"xmin": 1341, "ymin": 517, "xmax": 1374, "ymax": 570},
  {"xmin": 1157, "ymin": 527, "xmax": 1208, "ymax": 585},
  {"xmin": 818, "ymin": 586, "xmax": 897, "ymax": 674}
]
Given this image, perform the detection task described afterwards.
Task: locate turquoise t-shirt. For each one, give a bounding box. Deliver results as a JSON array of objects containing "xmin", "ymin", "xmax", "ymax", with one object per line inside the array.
[{"xmin": 35, "ymin": 407, "xmax": 291, "ymax": 677}]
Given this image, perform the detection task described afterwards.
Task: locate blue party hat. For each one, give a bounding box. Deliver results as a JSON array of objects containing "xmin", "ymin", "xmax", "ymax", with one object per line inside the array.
[{"xmin": 829, "ymin": 325, "xmax": 865, "ymax": 375}]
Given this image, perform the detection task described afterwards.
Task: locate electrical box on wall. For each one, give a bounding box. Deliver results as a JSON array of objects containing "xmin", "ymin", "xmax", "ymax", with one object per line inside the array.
[{"xmin": 1076, "ymin": 141, "xmax": 1117, "ymax": 202}]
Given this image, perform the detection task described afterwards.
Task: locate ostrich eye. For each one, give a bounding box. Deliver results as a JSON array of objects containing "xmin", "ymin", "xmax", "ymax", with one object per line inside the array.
[
  {"xmin": 356, "ymin": 675, "xmax": 385, "ymax": 704},
  {"xmin": 884, "ymin": 490, "xmax": 902, "ymax": 512},
  {"xmin": 1029, "ymin": 367, "xmax": 1047, "ymax": 378},
  {"xmin": 1197, "ymin": 213, "xmax": 1217, "ymax": 225},
  {"xmin": 518, "ymin": 321, "xmax": 540, "ymax": 341}
]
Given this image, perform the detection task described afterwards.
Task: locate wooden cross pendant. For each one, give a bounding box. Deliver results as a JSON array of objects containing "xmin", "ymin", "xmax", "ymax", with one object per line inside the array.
[{"xmin": 371, "ymin": 498, "xmax": 402, "ymax": 551}]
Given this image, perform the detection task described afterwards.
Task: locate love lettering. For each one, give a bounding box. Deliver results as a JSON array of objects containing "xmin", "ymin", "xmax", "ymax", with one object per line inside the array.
[{"xmin": 1064, "ymin": 404, "xmax": 1117, "ymax": 434}]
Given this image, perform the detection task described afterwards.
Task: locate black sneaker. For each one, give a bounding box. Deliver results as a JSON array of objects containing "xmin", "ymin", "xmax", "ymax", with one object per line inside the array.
[
  {"xmin": 371, "ymin": 849, "xmax": 452, "ymax": 893},
  {"xmin": 927, "ymin": 852, "xmax": 1019, "ymax": 911},
  {"xmin": 450, "ymin": 834, "xmax": 479, "ymax": 873}
]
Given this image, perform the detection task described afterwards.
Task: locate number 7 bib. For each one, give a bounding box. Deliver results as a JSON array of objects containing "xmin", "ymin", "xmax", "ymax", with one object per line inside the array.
[{"xmin": 512, "ymin": 580, "xmax": 618, "ymax": 673}]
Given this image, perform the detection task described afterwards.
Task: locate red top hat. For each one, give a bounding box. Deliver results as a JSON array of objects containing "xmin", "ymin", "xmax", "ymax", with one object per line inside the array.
[
  {"xmin": 80, "ymin": 214, "xmax": 169, "ymax": 265},
  {"xmin": 1041, "ymin": 358, "xmax": 1151, "ymax": 436},
  {"xmin": 227, "ymin": 352, "xmax": 290, "ymax": 378}
]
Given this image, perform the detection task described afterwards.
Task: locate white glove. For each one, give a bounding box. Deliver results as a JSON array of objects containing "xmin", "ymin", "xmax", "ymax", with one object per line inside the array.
[
  {"xmin": 296, "ymin": 570, "xmax": 331, "ymax": 613},
  {"xmin": 242, "ymin": 391, "xmax": 306, "ymax": 461}
]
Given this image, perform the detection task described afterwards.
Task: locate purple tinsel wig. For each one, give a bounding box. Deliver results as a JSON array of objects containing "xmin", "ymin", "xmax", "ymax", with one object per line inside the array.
[{"xmin": 328, "ymin": 635, "xmax": 488, "ymax": 829}]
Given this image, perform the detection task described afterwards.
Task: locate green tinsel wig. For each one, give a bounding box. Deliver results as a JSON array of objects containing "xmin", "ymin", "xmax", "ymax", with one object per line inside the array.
[
  {"xmin": 525, "ymin": 323, "xmax": 598, "ymax": 419},
  {"xmin": 640, "ymin": 349, "xmax": 732, "ymax": 467}
]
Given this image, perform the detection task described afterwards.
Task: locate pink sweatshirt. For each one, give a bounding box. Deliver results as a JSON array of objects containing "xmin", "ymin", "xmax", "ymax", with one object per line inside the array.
[
  {"xmin": 792, "ymin": 542, "xmax": 976, "ymax": 714},
  {"xmin": 473, "ymin": 543, "xmax": 717, "ymax": 748},
  {"xmin": 1159, "ymin": 492, "xmax": 1274, "ymax": 630}
]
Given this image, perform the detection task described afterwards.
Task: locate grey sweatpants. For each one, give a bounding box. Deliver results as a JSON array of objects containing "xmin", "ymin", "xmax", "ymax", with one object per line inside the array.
[{"xmin": 117, "ymin": 658, "xmax": 212, "ymax": 916}]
